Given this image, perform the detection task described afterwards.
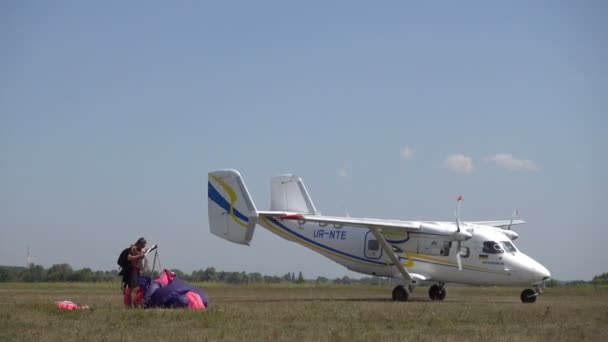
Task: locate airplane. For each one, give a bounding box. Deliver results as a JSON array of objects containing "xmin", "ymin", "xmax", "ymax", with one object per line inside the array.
[{"xmin": 207, "ymin": 169, "xmax": 551, "ymax": 303}]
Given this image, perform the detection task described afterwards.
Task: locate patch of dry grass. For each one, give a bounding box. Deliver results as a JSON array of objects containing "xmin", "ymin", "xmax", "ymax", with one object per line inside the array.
[{"xmin": 1, "ymin": 283, "xmax": 606, "ymax": 341}]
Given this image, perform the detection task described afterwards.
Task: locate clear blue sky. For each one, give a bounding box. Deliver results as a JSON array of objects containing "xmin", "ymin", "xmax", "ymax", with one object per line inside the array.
[{"xmin": 1, "ymin": 1, "xmax": 606, "ymax": 280}]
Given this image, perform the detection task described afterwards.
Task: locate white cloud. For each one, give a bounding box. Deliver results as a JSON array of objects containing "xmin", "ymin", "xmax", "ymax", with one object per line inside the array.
[
  {"xmin": 444, "ymin": 154, "xmax": 474, "ymax": 174},
  {"xmin": 337, "ymin": 166, "xmax": 349, "ymax": 177},
  {"xmin": 400, "ymin": 146, "xmax": 414, "ymax": 160},
  {"xmin": 487, "ymin": 154, "xmax": 539, "ymax": 172}
]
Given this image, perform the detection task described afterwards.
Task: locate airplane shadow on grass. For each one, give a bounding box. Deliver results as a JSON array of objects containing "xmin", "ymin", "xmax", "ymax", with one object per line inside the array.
[{"xmin": 213, "ymin": 297, "xmax": 523, "ymax": 304}]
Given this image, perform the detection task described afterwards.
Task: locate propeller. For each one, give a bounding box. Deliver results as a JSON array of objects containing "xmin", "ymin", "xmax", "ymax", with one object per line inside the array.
[{"xmin": 454, "ymin": 196, "xmax": 464, "ymax": 271}]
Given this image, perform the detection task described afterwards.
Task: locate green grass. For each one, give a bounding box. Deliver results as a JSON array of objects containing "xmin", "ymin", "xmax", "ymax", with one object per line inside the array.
[{"xmin": 1, "ymin": 283, "xmax": 607, "ymax": 341}]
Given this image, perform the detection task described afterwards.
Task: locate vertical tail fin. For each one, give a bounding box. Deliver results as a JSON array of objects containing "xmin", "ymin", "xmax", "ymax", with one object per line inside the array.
[
  {"xmin": 208, "ymin": 169, "xmax": 258, "ymax": 245},
  {"xmin": 270, "ymin": 175, "xmax": 318, "ymax": 214}
]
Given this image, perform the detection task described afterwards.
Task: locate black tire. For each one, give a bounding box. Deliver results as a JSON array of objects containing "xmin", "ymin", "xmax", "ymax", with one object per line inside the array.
[
  {"xmin": 392, "ymin": 285, "xmax": 410, "ymax": 302},
  {"xmin": 429, "ymin": 285, "xmax": 437, "ymax": 300},
  {"xmin": 521, "ymin": 289, "xmax": 537, "ymax": 303},
  {"xmin": 429, "ymin": 284, "xmax": 446, "ymax": 301},
  {"xmin": 437, "ymin": 287, "xmax": 446, "ymax": 300}
]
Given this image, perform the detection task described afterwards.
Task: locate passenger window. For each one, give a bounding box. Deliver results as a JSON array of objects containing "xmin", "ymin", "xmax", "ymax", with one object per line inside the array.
[
  {"xmin": 460, "ymin": 246, "xmax": 470, "ymax": 258},
  {"xmin": 482, "ymin": 241, "xmax": 504, "ymax": 254},
  {"xmin": 367, "ymin": 239, "xmax": 380, "ymax": 251}
]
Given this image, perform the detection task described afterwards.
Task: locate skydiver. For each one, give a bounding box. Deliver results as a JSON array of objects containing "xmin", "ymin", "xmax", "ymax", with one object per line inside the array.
[{"xmin": 127, "ymin": 237, "xmax": 146, "ymax": 308}]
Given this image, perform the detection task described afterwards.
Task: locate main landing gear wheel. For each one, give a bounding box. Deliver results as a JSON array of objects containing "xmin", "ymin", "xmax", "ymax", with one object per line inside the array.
[
  {"xmin": 392, "ymin": 285, "xmax": 410, "ymax": 302},
  {"xmin": 429, "ymin": 284, "xmax": 447, "ymax": 301},
  {"xmin": 520, "ymin": 289, "xmax": 537, "ymax": 303}
]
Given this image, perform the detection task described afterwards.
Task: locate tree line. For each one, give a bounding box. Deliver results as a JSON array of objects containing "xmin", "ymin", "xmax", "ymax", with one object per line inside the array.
[
  {"xmin": 0, "ymin": 263, "xmax": 395, "ymax": 286},
  {"xmin": 3, "ymin": 264, "xmax": 605, "ymax": 286},
  {"xmin": 0, "ymin": 264, "xmax": 117, "ymax": 282}
]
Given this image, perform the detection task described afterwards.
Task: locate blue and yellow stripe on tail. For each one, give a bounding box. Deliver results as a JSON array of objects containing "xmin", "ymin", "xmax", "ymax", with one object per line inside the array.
[
  {"xmin": 207, "ymin": 170, "xmax": 258, "ymax": 245},
  {"xmin": 208, "ymin": 175, "xmax": 249, "ymax": 228}
]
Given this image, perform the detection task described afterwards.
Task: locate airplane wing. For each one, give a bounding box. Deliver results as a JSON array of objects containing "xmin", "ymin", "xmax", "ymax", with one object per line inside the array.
[
  {"xmin": 257, "ymin": 211, "xmax": 423, "ymax": 232},
  {"xmin": 471, "ymin": 220, "xmax": 526, "ymax": 228},
  {"xmin": 258, "ymin": 211, "xmax": 471, "ymax": 242}
]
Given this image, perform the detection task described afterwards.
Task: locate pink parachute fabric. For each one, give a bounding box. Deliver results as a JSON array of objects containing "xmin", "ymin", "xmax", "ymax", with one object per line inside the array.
[
  {"xmin": 56, "ymin": 301, "xmax": 89, "ymax": 310},
  {"xmin": 155, "ymin": 269, "xmax": 175, "ymax": 286},
  {"xmin": 185, "ymin": 291, "xmax": 205, "ymax": 310}
]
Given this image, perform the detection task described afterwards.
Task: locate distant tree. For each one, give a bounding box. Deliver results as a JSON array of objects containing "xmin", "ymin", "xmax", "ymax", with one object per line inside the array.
[
  {"xmin": 241, "ymin": 271, "xmax": 249, "ymax": 284},
  {"xmin": 205, "ymin": 267, "xmax": 217, "ymax": 282},
  {"xmin": 282, "ymin": 272, "xmax": 292, "ymax": 283},
  {"xmin": 0, "ymin": 267, "xmax": 18, "ymax": 282},
  {"xmin": 249, "ymin": 272, "xmax": 263, "ymax": 283},
  {"xmin": 47, "ymin": 264, "xmax": 73, "ymax": 282},
  {"xmin": 226, "ymin": 272, "xmax": 245, "ymax": 284},
  {"xmin": 69, "ymin": 268, "xmax": 94, "ymax": 282},
  {"xmin": 315, "ymin": 276, "xmax": 329, "ymax": 284},
  {"xmin": 296, "ymin": 271, "xmax": 305, "ymax": 284},
  {"xmin": 333, "ymin": 276, "xmax": 352, "ymax": 285},
  {"xmin": 94, "ymin": 270, "xmax": 115, "ymax": 282},
  {"xmin": 264, "ymin": 275, "xmax": 281, "ymax": 283},
  {"xmin": 563, "ymin": 280, "xmax": 587, "ymax": 286},
  {"xmin": 190, "ymin": 269, "xmax": 205, "ymax": 282},
  {"xmin": 591, "ymin": 272, "xmax": 608, "ymax": 284},
  {"xmin": 24, "ymin": 264, "xmax": 46, "ymax": 282}
]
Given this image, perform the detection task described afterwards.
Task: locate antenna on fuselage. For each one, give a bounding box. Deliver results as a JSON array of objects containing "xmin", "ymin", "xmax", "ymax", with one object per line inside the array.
[{"xmin": 342, "ymin": 204, "xmax": 350, "ymax": 218}]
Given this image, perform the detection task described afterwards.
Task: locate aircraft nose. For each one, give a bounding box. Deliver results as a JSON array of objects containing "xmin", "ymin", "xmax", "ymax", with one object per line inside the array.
[
  {"xmin": 527, "ymin": 261, "xmax": 551, "ymax": 283},
  {"xmin": 536, "ymin": 264, "xmax": 551, "ymax": 280}
]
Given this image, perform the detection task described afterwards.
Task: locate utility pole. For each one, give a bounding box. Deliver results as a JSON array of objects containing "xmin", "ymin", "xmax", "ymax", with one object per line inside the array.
[{"xmin": 27, "ymin": 245, "xmax": 32, "ymax": 267}]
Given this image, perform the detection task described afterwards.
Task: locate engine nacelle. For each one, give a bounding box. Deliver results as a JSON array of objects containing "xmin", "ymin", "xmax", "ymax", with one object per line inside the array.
[
  {"xmin": 419, "ymin": 223, "xmax": 472, "ymax": 241},
  {"xmin": 502, "ymin": 230, "xmax": 519, "ymax": 240}
]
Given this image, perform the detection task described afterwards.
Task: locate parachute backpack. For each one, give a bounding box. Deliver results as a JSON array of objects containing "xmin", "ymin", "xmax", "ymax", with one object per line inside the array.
[
  {"xmin": 117, "ymin": 247, "xmax": 131, "ymax": 293},
  {"xmin": 117, "ymin": 248, "xmax": 130, "ymax": 275}
]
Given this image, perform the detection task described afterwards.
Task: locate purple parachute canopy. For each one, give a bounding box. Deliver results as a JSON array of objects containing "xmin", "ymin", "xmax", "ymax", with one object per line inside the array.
[{"xmin": 140, "ymin": 270, "xmax": 208, "ymax": 309}]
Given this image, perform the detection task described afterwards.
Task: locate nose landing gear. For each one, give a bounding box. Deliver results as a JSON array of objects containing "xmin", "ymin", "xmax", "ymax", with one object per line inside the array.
[{"xmin": 521, "ymin": 286, "xmax": 543, "ymax": 303}]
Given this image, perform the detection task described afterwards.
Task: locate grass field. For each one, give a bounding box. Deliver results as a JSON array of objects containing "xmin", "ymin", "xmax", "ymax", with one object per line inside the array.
[{"xmin": 1, "ymin": 282, "xmax": 607, "ymax": 341}]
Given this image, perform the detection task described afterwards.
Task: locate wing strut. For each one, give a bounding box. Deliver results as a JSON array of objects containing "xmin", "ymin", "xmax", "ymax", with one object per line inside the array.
[{"xmin": 370, "ymin": 227, "xmax": 412, "ymax": 281}]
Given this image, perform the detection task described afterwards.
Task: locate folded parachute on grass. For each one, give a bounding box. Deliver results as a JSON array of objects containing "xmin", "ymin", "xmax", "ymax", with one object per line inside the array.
[
  {"xmin": 124, "ymin": 269, "xmax": 208, "ymax": 310},
  {"xmin": 56, "ymin": 301, "xmax": 90, "ymax": 310}
]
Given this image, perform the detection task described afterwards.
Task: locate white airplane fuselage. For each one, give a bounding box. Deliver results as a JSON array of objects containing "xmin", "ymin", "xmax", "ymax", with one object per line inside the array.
[
  {"xmin": 257, "ymin": 216, "xmax": 550, "ymax": 287},
  {"xmin": 207, "ymin": 169, "xmax": 551, "ymax": 302}
]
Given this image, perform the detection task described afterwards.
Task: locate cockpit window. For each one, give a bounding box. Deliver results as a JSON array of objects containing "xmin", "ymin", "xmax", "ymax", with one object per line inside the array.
[
  {"xmin": 501, "ymin": 241, "xmax": 517, "ymax": 253},
  {"xmin": 482, "ymin": 241, "xmax": 504, "ymax": 254}
]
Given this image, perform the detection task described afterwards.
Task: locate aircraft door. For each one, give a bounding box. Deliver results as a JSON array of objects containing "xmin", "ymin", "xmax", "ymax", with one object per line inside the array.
[{"xmin": 364, "ymin": 231, "xmax": 383, "ymax": 259}]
